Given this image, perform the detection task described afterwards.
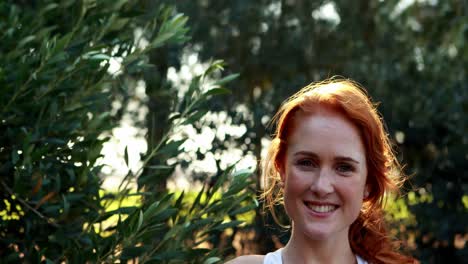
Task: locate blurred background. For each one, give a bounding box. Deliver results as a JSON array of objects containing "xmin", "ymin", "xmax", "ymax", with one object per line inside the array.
[
  {"xmin": 0, "ymin": 0, "xmax": 466, "ymax": 263},
  {"xmin": 167, "ymin": 0, "xmax": 468, "ymax": 262}
]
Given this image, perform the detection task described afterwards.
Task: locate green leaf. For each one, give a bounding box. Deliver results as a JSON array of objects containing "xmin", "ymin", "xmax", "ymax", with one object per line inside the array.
[
  {"xmin": 182, "ymin": 109, "xmax": 209, "ymax": 125},
  {"xmin": 47, "ymin": 51, "xmax": 68, "ymax": 65},
  {"xmin": 120, "ymin": 246, "xmax": 146, "ymax": 260},
  {"xmin": 204, "ymin": 257, "xmax": 221, "ymax": 264},
  {"xmin": 230, "ymin": 170, "xmax": 253, "ymax": 192},
  {"xmin": 189, "ymin": 184, "xmax": 205, "ymax": 214},
  {"xmin": 54, "ymin": 32, "xmax": 73, "ymax": 54},
  {"xmin": 204, "ymin": 60, "xmax": 225, "ymax": 76},
  {"xmin": 152, "ymin": 208, "xmax": 177, "ymax": 222},
  {"xmin": 168, "ymin": 14, "xmax": 188, "ymax": 29},
  {"xmin": 204, "ymin": 200, "xmax": 228, "ymax": 214},
  {"xmin": 157, "ymin": 139, "xmax": 185, "ymax": 156},
  {"xmin": 232, "ymin": 168, "xmax": 254, "ymax": 180},
  {"xmin": 35, "ymin": 26, "xmax": 58, "ymax": 40},
  {"xmin": 187, "ymin": 75, "xmax": 201, "ymax": 96},
  {"xmin": 213, "ymin": 220, "xmax": 244, "ymax": 231},
  {"xmin": 213, "ymin": 73, "xmax": 240, "ymax": 86},
  {"xmin": 151, "ymin": 33, "xmax": 175, "ymax": 49},
  {"xmin": 88, "ymin": 54, "xmax": 111, "ymax": 61},
  {"xmin": 229, "ymin": 203, "xmax": 257, "ymax": 216},
  {"xmin": 65, "ymin": 193, "xmax": 85, "ymax": 202},
  {"xmin": 97, "ymin": 206, "xmax": 138, "ymax": 222},
  {"xmin": 143, "ymin": 194, "xmax": 173, "ymax": 222},
  {"xmin": 149, "ymin": 250, "xmax": 187, "ymax": 262},
  {"xmin": 62, "ymin": 194, "xmax": 70, "ymax": 217},
  {"xmin": 136, "ymin": 210, "xmax": 143, "ymax": 231},
  {"xmin": 45, "ymin": 138, "xmax": 67, "ymax": 145},
  {"xmin": 11, "ymin": 149, "xmax": 19, "ymax": 165},
  {"xmin": 168, "ymin": 112, "xmax": 181, "ymax": 121},
  {"xmin": 161, "ymin": 224, "xmax": 183, "ymax": 242},
  {"xmin": 150, "ymin": 13, "xmax": 189, "ymax": 48},
  {"xmin": 124, "ymin": 146, "xmax": 129, "ymax": 167},
  {"xmin": 18, "ymin": 35, "xmax": 36, "ymax": 49},
  {"xmin": 146, "ymin": 165, "xmax": 173, "ymax": 170},
  {"xmin": 108, "ymin": 18, "xmax": 130, "ymax": 32},
  {"xmin": 209, "ymin": 164, "xmax": 235, "ymax": 197},
  {"xmin": 183, "ymin": 218, "xmax": 214, "ymax": 234},
  {"xmin": 174, "ymin": 191, "xmax": 185, "ymax": 209},
  {"xmin": 39, "ymin": 3, "xmax": 59, "ymax": 16},
  {"xmin": 203, "ymin": 87, "xmax": 231, "ymax": 97}
]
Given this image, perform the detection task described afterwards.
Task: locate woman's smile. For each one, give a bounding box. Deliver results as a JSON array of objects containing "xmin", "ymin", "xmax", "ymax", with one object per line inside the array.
[
  {"xmin": 281, "ymin": 106, "xmax": 368, "ymax": 241},
  {"xmin": 303, "ymin": 201, "xmax": 339, "ymax": 215}
]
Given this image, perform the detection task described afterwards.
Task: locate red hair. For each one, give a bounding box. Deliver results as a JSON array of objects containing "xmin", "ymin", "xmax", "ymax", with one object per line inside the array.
[{"xmin": 261, "ymin": 78, "xmax": 416, "ymax": 263}]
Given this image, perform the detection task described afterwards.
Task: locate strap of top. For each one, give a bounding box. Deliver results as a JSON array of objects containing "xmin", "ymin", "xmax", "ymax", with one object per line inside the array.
[
  {"xmin": 356, "ymin": 254, "xmax": 368, "ymax": 264},
  {"xmin": 263, "ymin": 248, "xmax": 283, "ymax": 264},
  {"xmin": 263, "ymin": 248, "xmax": 368, "ymax": 264}
]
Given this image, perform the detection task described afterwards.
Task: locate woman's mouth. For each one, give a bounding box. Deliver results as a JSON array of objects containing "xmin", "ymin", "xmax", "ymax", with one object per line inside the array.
[{"xmin": 304, "ymin": 202, "xmax": 339, "ymax": 214}]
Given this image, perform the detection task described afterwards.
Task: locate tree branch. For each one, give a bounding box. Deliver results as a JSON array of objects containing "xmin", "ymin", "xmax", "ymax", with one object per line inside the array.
[{"xmin": 0, "ymin": 180, "xmax": 60, "ymax": 228}]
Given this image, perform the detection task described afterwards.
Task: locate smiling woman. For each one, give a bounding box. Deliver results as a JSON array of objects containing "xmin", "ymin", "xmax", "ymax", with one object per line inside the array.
[{"xmin": 226, "ymin": 78, "xmax": 417, "ymax": 264}]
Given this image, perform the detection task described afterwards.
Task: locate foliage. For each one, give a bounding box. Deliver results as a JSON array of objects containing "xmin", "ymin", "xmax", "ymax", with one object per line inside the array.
[
  {"xmin": 0, "ymin": 0, "xmax": 256, "ymax": 263},
  {"xmin": 176, "ymin": 0, "xmax": 467, "ymax": 262},
  {"xmin": 112, "ymin": 60, "xmax": 255, "ymax": 263},
  {"xmin": 109, "ymin": 168, "xmax": 255, "ymax": 264}
]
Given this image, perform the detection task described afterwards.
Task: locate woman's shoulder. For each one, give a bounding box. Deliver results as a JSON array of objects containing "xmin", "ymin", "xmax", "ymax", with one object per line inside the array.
[{"xmin": 224, "ymin": 255, "xmax": 265, "ymax": 264}]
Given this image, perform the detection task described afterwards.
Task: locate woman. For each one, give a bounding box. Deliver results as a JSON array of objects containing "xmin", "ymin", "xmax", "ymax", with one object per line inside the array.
[{"xmin": 227, "ymin": 78, "xmax": 416, "ymax": 263}]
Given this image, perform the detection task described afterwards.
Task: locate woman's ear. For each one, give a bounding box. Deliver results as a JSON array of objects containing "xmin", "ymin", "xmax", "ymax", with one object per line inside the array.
[
  {"xmin": 364, "ymin": 185, "xmax": 370, "ymax": 199},
  {"xmin": 275, "ymin": 159, "xmax": 286, "ymax": 183}
]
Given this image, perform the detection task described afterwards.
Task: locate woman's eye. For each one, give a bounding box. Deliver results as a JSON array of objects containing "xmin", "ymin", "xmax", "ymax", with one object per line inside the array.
[
  {"xmin": 296, "ymin": 159, "xmax": 316, "ymax": 167},
  {"xmin": 336, "ymin": 163, "xmax": 354, "ymax": 173}
]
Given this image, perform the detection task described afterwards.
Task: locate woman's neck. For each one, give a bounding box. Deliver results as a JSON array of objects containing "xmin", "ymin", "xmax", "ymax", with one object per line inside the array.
[{"xmin": 282, "ymin": 227, "xmax": 356, "ymax": 264}]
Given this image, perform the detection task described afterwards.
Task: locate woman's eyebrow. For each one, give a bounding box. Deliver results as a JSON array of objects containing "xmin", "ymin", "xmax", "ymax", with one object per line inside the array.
[
  {"xmin": 293, "ymin": 151, "xmax": 360, "ymax": 164},
  {"xmin": 335, "ymin": 156, "xmax": 360, "ymax": 164},
  {"xmin": 293, "ymin": 151, "xmax": 319, "ymax": 158}
]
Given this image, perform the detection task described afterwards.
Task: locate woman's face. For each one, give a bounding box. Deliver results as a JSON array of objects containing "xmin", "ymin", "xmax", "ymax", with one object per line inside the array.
[{"xmin": 280, "ymin": 107, "xmax": 368, "ymax": 242}]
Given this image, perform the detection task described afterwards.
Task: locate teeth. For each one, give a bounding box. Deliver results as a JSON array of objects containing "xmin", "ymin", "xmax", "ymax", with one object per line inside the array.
[{"xmin": 307, "ymin": 204, "xmax": 336, "ymax": 213}]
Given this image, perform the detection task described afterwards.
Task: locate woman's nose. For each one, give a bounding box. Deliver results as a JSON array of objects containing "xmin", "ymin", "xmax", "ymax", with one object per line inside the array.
[{"xmin": 310, "ymin": 168, "xmax": 334, "ymax": 197}]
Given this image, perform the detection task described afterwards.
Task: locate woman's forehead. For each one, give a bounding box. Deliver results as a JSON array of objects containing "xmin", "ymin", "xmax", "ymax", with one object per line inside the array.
[
  {"xmin": 286, "ymin": 109, "xmax": 366, "ymax": 160},
  {"xmin": 291, "ymin": 105, "xmax": 357, "ymax": 134}
]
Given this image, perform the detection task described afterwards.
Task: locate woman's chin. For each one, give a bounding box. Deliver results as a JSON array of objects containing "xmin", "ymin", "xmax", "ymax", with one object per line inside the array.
[
  {"xmin": 298, "ymin": 221, "xmax": 348, "ymax": 242},
  {"xmin": 302, "ymin": 226, "xmax": 333, "ymax": 241}
]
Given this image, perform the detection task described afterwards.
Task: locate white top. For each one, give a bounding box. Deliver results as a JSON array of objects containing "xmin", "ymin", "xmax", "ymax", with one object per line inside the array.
[{"xmin": 263, "ymin": 248, "xmax": 368, "ymax": 264}]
